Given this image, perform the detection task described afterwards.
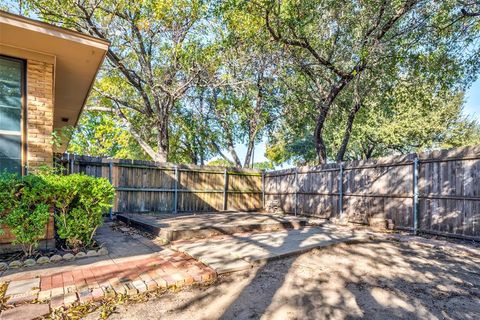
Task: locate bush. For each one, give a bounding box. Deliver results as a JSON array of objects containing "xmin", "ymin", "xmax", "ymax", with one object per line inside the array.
[
  {"xmin": 0, "ymin": 174, "xmax": 53, "ymax": 256},
  {"xmin": 0, "ymin": 172, "xmax": 115, "ymax": 255},
  {"xmin": 47, "ymin": 174, "xmax": 115, "ymax": 251}
]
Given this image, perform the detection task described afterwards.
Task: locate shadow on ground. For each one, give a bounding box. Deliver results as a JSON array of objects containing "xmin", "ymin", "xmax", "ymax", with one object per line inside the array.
[{"xmin": 103, "ymin": 239, "xmax": 480, "ymax": 320}]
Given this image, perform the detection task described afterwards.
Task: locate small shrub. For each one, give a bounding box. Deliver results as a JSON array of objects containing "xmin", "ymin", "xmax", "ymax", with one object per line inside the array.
[
  {"xmin": 0, "ymin": 171, "xmax": 115, "ymax": 255},
  {"xmin": 0, "ymin": 173, "xmax": 19, "ymax": 234},
  {"xmin": 0, "ymin": 174, "xmax": 53, "ymax": 256},
  {"xmin": 49, "ymin": 174, "xmax": 115, "ymax": 250}
]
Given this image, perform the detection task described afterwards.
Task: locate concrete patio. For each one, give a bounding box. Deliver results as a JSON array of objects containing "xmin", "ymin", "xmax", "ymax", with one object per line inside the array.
[
  {"xmin": 117, "ymin": 212, "xmax": 310, "ymax": 241},
  {"xmin": 172, "ymin": 224, "xmax": 371, "ymax": 274}
]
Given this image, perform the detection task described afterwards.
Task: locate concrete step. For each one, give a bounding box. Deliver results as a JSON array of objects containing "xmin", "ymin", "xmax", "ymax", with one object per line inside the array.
[{"xmin": 117, "ymin": 212, "xmax": 311, "ymax": 242}]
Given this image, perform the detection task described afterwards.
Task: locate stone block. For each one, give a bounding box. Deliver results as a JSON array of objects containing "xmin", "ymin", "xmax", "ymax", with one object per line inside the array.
[
  {"xmin": 6, "ymin": 279, "xmax": 40, "ymax": 296},
  {"xmin": 36, "ymin": 256, "xmax": 50, "ymax": 264},
  {"xmin": 63, "ymin": 293, "xmax": 78, "ymax": 306},
  {"xmin": 63, "ymin": 253, "xmax": 74, "ymax": 261},
  {"xmin": 131, "ymin": 280, "xmax": 147, "ymax": 293},
  {"xmin": 24, "ymin": 259, "xmax": 36, "ymax": 267},
  {"xmin": 49, "ymin": 255, "xmax": 62, "ymax": 263},
  {"xmin": 75, "ymin": 252, "xmax": 86, "ymax": 259},
  {"xmin": 8, "ymin": 261, "xmax": 22, "ymax": 269}
]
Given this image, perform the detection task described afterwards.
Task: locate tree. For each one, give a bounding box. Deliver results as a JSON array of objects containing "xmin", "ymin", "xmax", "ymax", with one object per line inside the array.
[
  {"xmin": 27, "ymin": 0, "xmax": 215, "ymax": 162},
  {"xmin": 66, "ymin": 110, "xmax": 147, "ymax": 160},
  {"xmin": 201, "ymin": 4, "xmax": 282, "ymax": 167},
  {"xmin": 240, "ymin": 0, "xmax": 480, "ymax": 163},
  {"xmin": 266, "ymin": 73, "xmax": 480, "ymax": 165}
]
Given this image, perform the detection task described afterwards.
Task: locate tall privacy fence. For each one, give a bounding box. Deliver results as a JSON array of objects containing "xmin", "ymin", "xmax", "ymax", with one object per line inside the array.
[
  {"xmin": 55, "ymin": 154, "xmax": 263, "ymax": 214},
  {"xmin": 56, "ymin": 145, "xmax": 480, "ymax": 240},
  {"xmin": 264, "ymin": 145, "xmax": 480, "ymax": 240}
]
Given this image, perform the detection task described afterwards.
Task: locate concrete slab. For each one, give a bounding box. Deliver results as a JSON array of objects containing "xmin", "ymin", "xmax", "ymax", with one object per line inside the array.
[
  {"xmin": 5, "ymin": 278, "xmax": 40, "ymax": 296},
  {"xmin": 117, "ymin": 212, "xmax": 310, "ymax": 241},
  {"xmin": 173, "ymin": 225, "xmax": 369, "ymax": 274},
  {"xmin": 0, "ymin": 303, "xmax": 50, "ymax": 320}
]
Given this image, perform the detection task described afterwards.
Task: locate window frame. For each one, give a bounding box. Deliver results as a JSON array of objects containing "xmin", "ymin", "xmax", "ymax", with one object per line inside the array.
[{"xmin": 0, "ymin": 55, "xmax": 26, "ymax": 176}]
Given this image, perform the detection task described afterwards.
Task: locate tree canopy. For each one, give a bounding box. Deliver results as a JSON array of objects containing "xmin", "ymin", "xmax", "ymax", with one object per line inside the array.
[{"xmin": 14, "ymin": 0, "xmax": 480, "ymax": 166}]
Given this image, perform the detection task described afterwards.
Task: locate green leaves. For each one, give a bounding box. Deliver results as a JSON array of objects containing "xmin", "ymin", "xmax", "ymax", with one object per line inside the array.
[
  {"xmin": 0, "ymin": 174, "xmax": 52, "ymax": 256},
  {"xmin": 48, "ymin": 174, "xmax": 115, "ymax": 250},
  {"xmin": 0, "ymin": 173, "xmax": 115, "ymax": 255},
  {"xmin": 21, "ymin": 0, "xmax": 480, "ymax": 165}
]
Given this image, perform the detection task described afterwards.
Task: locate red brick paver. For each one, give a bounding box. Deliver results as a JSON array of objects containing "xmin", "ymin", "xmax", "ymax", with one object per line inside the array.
[{"xmin": 1, "ymin": 250, "xmax": 216, "ymax": 315}]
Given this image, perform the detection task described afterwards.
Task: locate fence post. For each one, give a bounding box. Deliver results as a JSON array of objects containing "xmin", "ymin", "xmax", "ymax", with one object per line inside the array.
[
  {"xmin": 173, "ymin": 166, "xmax": 179, "ymax": 213},
  {"xmin": 69, "ymin": 154, "xmax": 74, "ymax": 174},
  {"xmin": 223, "ymin": 168, "xmax": 228, "ymax": 211},
  {"xmin": 338, "ymin": 162, "xmax": 344, "ymax": 218},
  {"xmin": 108, "ymin": 161, "xmax": 113, "ymax": 220},
  {"xmin": 294, "ymin": 168, "xmax": 298, "ymax": 216},
  {"xmin": 413, "ymin": 157, "xmax": 419, "ymax": 235},
  {"xmin": 262, "ymin": 170, "xmax": 266, "ymax": 210}
]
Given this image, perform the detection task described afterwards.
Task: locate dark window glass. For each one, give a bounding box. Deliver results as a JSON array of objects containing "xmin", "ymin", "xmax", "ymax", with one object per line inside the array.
[
  {"xmin": 0, "ymin": 57, "xmax": 23, "ymax": 175},
  {"xmin": 0, "ymin": 107, "xmax": 21, "ymax": 131},
  {"xmin": 0, "ymin": 134, "xmax": 21, "ymax": 175}
]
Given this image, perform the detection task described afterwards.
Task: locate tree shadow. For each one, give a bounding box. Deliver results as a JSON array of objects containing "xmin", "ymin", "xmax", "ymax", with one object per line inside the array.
[{"xmin": 159, "ymin": 236, "xmax": 480, "ymax": 320}]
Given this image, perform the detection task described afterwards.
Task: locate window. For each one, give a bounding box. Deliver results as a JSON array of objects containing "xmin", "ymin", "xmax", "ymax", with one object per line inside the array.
[{"xmin": 0, "ymin": 56, "xmax": 24, "ymax": 175}]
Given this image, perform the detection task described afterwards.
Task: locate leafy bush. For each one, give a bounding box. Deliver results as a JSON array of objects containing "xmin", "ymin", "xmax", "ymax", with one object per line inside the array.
[
  {"xmin": 0, "ymin": 174, "xmax": 53, "ymax": 256},
  {"xmin": 47, "ymin": 174, "xmax": 115, "ymax": 250},
  {"xmin": 0, "ymin": 172, "xmax": 115, "ymax": 255}
]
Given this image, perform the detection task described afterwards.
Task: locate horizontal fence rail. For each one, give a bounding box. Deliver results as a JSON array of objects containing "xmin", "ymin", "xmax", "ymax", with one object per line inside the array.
[
  {"xmin": 55, "ymin": 154, "xmax": 263, "ymax": 214},
  {"xmin": 264, "ymin": 145, "xmax": 480, "ymax": 241},
  {"xmin": 56, "ymin": 145, "xmax": 480, "ymax": 241}
]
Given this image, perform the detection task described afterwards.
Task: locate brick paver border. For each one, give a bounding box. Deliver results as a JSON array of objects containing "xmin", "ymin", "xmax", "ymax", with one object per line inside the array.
[{"xmin": 0, "ymin": 251, "xmax": 216, "ymax": 319}]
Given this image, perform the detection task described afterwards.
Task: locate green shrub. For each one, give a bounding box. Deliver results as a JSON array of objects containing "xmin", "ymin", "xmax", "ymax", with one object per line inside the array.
[
  {"xmin": 0, "ymin": 173, "xmax": 19, "ymax": 230},
  {"xmin": 48, "ymin": 174, "xmax": 115, "ymax": 250},
  {"xmin": 0, "ymin": 174, "xmax": 53, "ymax": 256},
  {"xmin": 0, "ymin": 172, "xmax": 115, "ymax": 255}
]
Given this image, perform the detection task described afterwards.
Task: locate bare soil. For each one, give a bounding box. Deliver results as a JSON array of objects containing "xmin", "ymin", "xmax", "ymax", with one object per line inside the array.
[{"xmin": 85, "ymin": 239, "xmax": 480, "ymax": 320}]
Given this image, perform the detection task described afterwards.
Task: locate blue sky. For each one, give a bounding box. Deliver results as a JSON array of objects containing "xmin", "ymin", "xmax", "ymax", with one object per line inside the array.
[
  {"xmin": 464, "ymin": 78, "xmax": 480, "ymax": 121},
  {"xmin": 235, "ymin": 78, "xmax": 480, "ymax": 165}
]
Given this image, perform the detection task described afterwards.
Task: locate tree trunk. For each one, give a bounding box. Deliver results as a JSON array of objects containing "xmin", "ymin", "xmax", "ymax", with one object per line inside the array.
[
  {"xmin": 336, "ymin": 101, "xmax": 361, "ymax": 162},
  {"xmin": 244, "ymin": 76, "xmax": 263, "ymax": 167},
  {"xmin": 314, "ymin": 106, "xmax": 329, "ymax": 164},
  {"xmin": 155, "ymin": 112, "xmax": 169, "ymax": 162},
  {"xmin": 227, "ymin": 143, "xmax": 242, "ymax": 167},
  {"xmin": 314, "ymin": 77, "xmax": 353, "ymax": 164},
  {"xmin": 244, "ymin": 137, "xmax": 256, "ymax": 167}
]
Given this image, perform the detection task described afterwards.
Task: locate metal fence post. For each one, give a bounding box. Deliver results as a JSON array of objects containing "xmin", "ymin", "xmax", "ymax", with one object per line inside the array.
[
  {"xmin": 108, "ymin": 161, "xmax": 113, "ymax": 220},
  {"xmin": 223, "ymin": 168, "xmax": 228, "ymax": 211},
  {"xmin": 413, "ymin": 157, "xmax": 419, "ymax": 235},
  {"xmin": 173, "ymin": 166, "xmax": 179, "ymax": 213},
  {"xmin": 262, "ymin": 170, "xmax": 266, "ymax": 210},
  {"xmin": 69, "ymin": 153, "xmax": 74, "ymax": 174},
  {"xmin": 294, "ymin": 168, "xmax": 298, "ymax": 216},
  {"xmin": 338, "ymin": 163, "xmax": 344, "ymax": 217}
]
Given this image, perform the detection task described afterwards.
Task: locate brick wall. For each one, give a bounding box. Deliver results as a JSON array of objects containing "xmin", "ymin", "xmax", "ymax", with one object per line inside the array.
[
  {"xmin": 26, "ymin": 60, "xmax": 54, "ymax": 171},
  {"xmin": 0, "ymin": 211, "xmax": 55, "ymax": 253}
]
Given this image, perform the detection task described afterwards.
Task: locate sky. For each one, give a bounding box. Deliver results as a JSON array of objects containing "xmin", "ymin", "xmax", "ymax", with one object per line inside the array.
[{"xmin": 234, "ymin": 78, "xmax": 480, "ymax": 166}]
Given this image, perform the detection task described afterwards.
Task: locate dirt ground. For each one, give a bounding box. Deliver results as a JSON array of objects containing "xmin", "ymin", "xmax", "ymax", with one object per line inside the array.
[{"xmin": 85, "ymin": 239, "xmax": 480, "ymax": 320}]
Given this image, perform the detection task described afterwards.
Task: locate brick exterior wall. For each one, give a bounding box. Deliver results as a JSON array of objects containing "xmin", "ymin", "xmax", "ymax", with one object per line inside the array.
[
  {"xmin": 0, "ymin": 211, "xmax": 55, "ymax": 253},
  {"xmin": 0, "ymin": 61, "xmax": 55, "ymax": 253},
  {"xmin": 26, "ymin": 60, "xmax": 54, "ymax": 171}
]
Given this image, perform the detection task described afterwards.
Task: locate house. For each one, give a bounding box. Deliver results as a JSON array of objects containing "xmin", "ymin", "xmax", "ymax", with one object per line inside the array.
[
  {"xmin": 0, "ymin": 11, "xmax": 108, "ymax": 252},
  {"xmin": 0, "ymin": 10, "xmax": 109, "ymax": 175}
]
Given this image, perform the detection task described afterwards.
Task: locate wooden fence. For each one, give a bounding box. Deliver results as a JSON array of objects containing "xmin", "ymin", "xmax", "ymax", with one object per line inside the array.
[
  {"xmin": 56, "ymin": 145, "xmax": 480, "ymax": 240},
  {"xmin": 55, "ymin": 154, "xmax": 263, "ymax": 214},
  {"xmin": 265, "ymin": 145, "xmax": 480, "ymax": 240}
]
